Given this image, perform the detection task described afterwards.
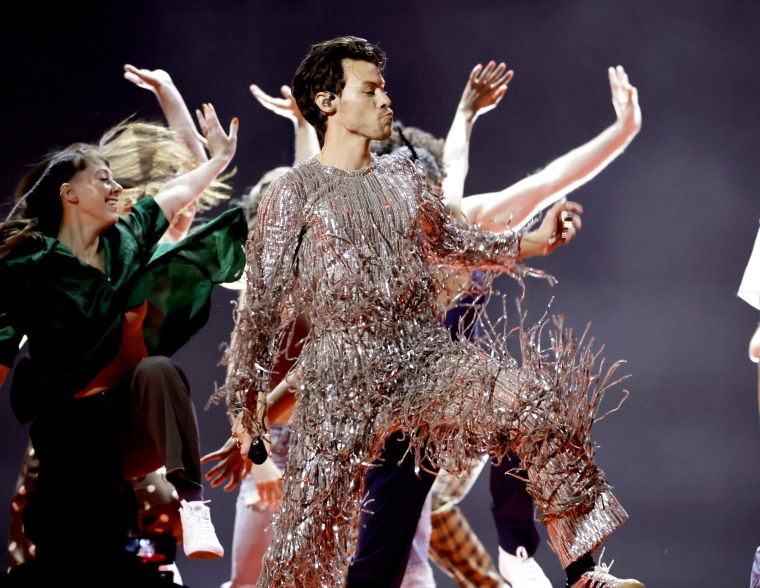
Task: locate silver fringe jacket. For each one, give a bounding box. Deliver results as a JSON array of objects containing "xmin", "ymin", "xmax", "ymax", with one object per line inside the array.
[{"xmin": 219, "ymin": 153, "xmax": 629, "ymax": 586}]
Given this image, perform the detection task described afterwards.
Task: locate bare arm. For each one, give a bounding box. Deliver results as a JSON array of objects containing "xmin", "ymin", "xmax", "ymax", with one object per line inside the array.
[
  {"xmin": 123, "ymin": 65, "xmax": 208, "ymax": 163},
  {"xmin": 442, "ymin": 61, "xmax": 512, "ymax": 216},
  {"xmin": 123, "ymin": 64, "xmax": 210, "ymax": 241},
  {"xmin": 250, "ymin": 84, "xmax": 320, "ymax": 164},
  {"xmin": 462, "ymin": 65, "xmax": 642, "ymax": 231},
  {"xmin": 154, "ymin": 103, "xmax": 237, "ymax": 223}
]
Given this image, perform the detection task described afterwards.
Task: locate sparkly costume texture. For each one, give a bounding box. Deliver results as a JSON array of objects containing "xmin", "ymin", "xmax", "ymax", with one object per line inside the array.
[{"xmin": 220, "ymin": 154, "xmax": 629, "ymax": 586}]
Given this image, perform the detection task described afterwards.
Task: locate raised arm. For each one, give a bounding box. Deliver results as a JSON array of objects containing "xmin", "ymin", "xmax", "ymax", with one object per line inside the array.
[
  {"xmin": 419, "ymin": 149, "xmax": 583, "ymax": 277},
  {"xmin": 123, "ymin": 65, "xmax": 208, "ymax": 163},
  {"xmin": 250, "ymin": 84, "xmax": 320, "ymax": 164},
  {"xmin": 153, "ymin": 103, "xmax": 237, "ymax": 223},
  {"xmin": 462, "ymin": 65, "xmax": 642, "ymax": 231},
  {"xmin": 442, "ymin": 61, "xmax": 512, "ymax": 215},
  {"xmin": 123, "ymin": 64, "xmax": 214, "ymax": 241}
]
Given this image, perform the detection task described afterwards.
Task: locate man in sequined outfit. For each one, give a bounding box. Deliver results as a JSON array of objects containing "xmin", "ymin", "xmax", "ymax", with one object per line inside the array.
[{"xmin": 223, "ymin": 36, "xmax": 643, "ymax": 588}]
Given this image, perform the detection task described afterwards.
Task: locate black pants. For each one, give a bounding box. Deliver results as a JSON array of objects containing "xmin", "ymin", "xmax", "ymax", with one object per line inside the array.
[
  {"xmin": 346, "ymin": 431, "xmax": 439, "ymax": 588},
  {"xmin": 21, "ymin": 356, "xmax": 200, "ymax": 583},
  {"xmin": 490, "ymin": 451, "xmax": 541, "ymax": 555}
]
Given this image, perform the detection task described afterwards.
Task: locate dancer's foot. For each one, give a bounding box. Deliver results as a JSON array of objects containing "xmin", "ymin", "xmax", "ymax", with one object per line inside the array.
[
  {"xmin": 499, "ymin": 546, "xmax": 551, "ymax": 588},
  {"xmin": 567, "ymin": 560, "xmax": 644, "ymax": 588},
  {"xmin": 179, "ymin": 500, "xmax": 224, "ymax": 559}
]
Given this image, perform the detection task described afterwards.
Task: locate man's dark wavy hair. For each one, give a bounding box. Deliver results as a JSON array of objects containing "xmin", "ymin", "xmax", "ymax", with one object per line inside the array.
[{"xmin": 292, "ymin": 36, "xmax": 386, "ymax": 142}]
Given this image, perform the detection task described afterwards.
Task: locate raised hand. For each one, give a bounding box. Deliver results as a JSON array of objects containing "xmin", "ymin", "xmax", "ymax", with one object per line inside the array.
[
  {"xmin": 442, "ymin": 60, "xmax": 514, "ymax": 212},
  {"xmin": 152, "ymin": 103, "xmax": 237, "ymax": 223},
  {"xmin": 123, "ymin": 64, "xmax": 174, "ymax": 96},
  {"xmin": 250, "ymin": 84, "xmax": 305, "ymax": 126},
  {"xmin": 608, "ymin": 65, "xmax": 642, "ymax": 137},
  {"xmin": 458, "ymin": 60, "xmax": 514, "ymax": 123},
  {"xmin": 194, "ymin": 103, "xmax": 238, "ymax": 164},
  {"xmin": 123, "ymin": 63, "xmax": 209, "ymax": 165},
  {"xmin": 250, "ymin": 83, "xmax": 320, "ymax": 163}
]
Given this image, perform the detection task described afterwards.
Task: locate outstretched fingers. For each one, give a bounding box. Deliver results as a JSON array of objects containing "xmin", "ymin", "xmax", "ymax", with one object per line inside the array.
[
  {"xmin": 250, "ymin": 83, "xmax": 300, "ymax": 123},
  {"xmin": 608, "ymin": 64, "xmax": 641, "ymax": 132},
  {"xmin": 472, "ymin": 60, "xmax": 513, "ymax": 89},
  {"xmin": 193, "ymin": 103, "xmax": 238, "ymax": 158}
]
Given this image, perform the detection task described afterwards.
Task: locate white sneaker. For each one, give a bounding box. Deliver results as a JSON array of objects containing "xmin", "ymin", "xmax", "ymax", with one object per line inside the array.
[
  {"xmin": 178, "ymin": 499, "xmax": 224, "ymax": 559},
  {"xmin": 568, "ymin": 561, "xmax": 644, "ymax": 588},
  {"xmin": 499, "ymin": 546, "xmax": 552, "ymax": 588}
]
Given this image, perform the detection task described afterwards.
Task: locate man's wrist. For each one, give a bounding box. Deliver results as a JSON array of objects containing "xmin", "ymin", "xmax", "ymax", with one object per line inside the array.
[{"xmin": 517, "ymin": 233, "xmax": 541, "ymax": 260}]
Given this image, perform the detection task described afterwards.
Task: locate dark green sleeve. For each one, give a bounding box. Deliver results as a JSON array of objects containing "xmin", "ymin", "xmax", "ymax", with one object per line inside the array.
[
  {"xmin": 122, "ymin": 197, "xmax": 171, "ymax": 251},
  {"xmin": 133, "ymin": 207, "xmax": 248, "ymax": 357}
]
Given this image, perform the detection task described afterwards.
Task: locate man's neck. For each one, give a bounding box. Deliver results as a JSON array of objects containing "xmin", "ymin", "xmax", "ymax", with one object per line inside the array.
[{"xmin": 319, "ymin": 131, "xmax": 373, "ymax": 171}]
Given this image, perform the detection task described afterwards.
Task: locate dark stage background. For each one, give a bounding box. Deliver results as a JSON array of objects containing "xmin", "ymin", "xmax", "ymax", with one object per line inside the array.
[{"xmin": 2, "ymin": 1, "xmax": 760, "ymax": 586}]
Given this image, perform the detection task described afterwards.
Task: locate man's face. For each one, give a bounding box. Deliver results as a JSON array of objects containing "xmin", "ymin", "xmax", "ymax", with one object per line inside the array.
[{"xmin": 333, "ymin": 59, "xmax": 393, "ymax": 141}]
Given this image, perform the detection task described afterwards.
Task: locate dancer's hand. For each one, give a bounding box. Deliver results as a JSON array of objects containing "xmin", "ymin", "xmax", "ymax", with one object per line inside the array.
[
  {"xmin": 457, "ymin": 60, "xmax": 513, "ymax": 123},
  {"xmin": 609, "ymin": 65, "xmax": 641, "ymax": 138},
  {"xmin": 123, "ymin": 63, "xmax": 209, "ymax": 166},
  {"xmin": 194, "ymin": 102, "xmax": 238, "ymax": 165},
  {"xmin": 250, "ymin": 84, "xmax": 305, "ymax": 126},
  {"xmin": 201, "ymin": 436, "xmax": 245, "ymax": 492},
  {"xmin": 250, "ymin": 459, "xmax": 284, "ymax": 510},
  {"xmin": 123, "ymin": 64, "xmax": 175, "ymax": 97},
  {"xmin": 153, "ymin": 102, "xmax": 237, "ymax": 223}
]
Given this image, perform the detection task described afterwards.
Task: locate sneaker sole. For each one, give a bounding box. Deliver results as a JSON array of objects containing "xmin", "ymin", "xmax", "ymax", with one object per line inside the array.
[
  {"xmin": 574, "ymin": 579, "xmax": 645, "ymax": 588},
  {"xmin": 186, "ymin": 549, "xmax": 224, "ymax": 560}
]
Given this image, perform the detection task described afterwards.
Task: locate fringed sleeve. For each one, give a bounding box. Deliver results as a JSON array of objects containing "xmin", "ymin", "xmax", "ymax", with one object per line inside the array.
[
  {"xmin": 218, "ymin": 174, "xmax": 305, "ymax": 435},
  {"xmin": 407, "ymin": 156, "xmax": 554, "ymax": 286}
]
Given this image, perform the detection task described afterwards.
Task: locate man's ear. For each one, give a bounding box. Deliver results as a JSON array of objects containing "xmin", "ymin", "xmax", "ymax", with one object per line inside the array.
[
  {"xmin": 60, "ymin": 183, "xmax": 78, "ymax": 203},
  {"xmin": 315, "ymin": 91, "xmax": 336, "ymax": 114}
]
